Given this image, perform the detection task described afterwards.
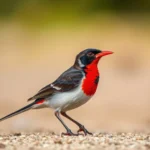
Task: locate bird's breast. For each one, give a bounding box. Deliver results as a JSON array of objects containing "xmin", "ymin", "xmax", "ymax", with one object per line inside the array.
[{"xmin": 82, "ymin": 66, "xmax": 99, "ymax": 96}]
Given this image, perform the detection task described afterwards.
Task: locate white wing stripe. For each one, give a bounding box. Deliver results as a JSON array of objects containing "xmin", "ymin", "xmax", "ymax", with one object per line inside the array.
[{"xmin": 51, "ymin": 84, "xmax": 61, "ymax": 90}]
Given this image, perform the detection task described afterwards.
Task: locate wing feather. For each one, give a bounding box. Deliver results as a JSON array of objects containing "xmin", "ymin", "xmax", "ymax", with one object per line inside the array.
[{"xmin": 28, "ymin": 67, "xmax": 83, "ymax": 101}]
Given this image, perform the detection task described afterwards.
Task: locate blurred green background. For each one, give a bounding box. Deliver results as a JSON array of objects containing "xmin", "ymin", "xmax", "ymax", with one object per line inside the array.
[
  {"xmin": 0, "ymin": 0, "xmax": 150, "ymax": 133},
  {"xmin": 0, "ymin": 0, "xmax": 150, "ymax": 28}
]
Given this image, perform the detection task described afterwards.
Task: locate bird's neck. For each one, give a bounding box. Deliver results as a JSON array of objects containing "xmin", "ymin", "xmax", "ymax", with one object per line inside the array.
[{"xmin": 82, "ymin": 62, "xmax": 100, "ymax": 96}]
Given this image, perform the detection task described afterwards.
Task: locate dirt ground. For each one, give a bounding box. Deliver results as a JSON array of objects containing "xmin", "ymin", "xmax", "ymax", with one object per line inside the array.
[{"xmin": 0, "ymin": 132, "xmax": 149, "ymax": 150}]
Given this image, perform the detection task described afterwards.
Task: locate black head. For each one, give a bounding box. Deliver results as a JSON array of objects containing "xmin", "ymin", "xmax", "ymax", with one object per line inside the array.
[{"xmin": 74, "ymin": 48, "xmax": 113, "ymax": 68}]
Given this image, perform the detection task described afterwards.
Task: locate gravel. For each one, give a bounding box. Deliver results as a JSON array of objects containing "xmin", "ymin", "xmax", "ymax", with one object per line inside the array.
[{"xmin": 0, "ymin": 132, "xmax": 149, "ymax": 150}]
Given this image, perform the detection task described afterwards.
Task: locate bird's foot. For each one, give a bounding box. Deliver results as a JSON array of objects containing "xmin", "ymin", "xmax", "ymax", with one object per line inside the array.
[
  {"xmin": 61, "ymin": 129, "xmax": 82, "ymax": 136},
  {"xmin": 77, "ymin": 126, "xmax": 93, "ymax": 136}
]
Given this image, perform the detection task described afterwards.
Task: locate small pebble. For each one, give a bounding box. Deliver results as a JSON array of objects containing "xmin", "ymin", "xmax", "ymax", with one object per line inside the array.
[
  {"xmin": 54, "ymin": 138, "xmax": 62, "ymax": 144},
  {"xmin": 0, "ymin": 143, "xmax": 6, "ymax": 148},
  {"xmin": 13, "ymin": 133, "xmax": 21, "ymax": 136}
]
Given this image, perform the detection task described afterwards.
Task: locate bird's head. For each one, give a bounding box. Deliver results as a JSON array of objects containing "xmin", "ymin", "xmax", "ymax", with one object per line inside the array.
[{"xmin": 74, "ymin": 48, "xmax": 113, "ymax": 69}]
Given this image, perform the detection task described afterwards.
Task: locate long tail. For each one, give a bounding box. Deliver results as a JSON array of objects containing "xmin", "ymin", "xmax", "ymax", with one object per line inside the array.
[{"xmin": 0, "ymin": 102, "xmax": 36, "ymax": 122}]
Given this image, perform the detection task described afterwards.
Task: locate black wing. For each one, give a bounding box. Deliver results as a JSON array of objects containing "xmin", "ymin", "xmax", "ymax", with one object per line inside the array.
[{"xmin": 28, "ymin": 67, "xmax": 83, "ymax": 101}]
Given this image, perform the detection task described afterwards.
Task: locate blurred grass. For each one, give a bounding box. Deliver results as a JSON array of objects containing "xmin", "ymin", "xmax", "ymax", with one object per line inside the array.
[{"xmin": 0, "ymin": 0, "xmax": 150, "ymax": 28}]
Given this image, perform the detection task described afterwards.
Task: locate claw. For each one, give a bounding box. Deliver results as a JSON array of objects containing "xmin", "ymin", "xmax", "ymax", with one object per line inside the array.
[
  {"xmin": 61, "ymin": 130, "xmax": 82, "ymax": 136},
  {"xmin": 77, "ymin": 126, "xmax": 93, "ymax": 136}
]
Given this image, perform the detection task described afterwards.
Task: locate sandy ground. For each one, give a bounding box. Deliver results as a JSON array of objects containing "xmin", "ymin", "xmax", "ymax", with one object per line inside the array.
[{"xmin": 0, "ymin": 132, "xmax": 149, "ymax": 150}]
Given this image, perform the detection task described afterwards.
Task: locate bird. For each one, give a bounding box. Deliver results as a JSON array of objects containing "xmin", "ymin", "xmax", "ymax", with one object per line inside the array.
[{"xmin": 0, "ymin": 48, "xmax": 113, "ymax": 136}]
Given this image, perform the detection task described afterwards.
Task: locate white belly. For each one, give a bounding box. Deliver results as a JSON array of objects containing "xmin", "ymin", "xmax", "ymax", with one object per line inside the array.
[{"xmin": 45, "ymin": 83, "xmax": 92, "ymax": 112}]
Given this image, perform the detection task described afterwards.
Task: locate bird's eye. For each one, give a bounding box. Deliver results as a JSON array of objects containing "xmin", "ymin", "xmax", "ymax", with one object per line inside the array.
[{"xmin": 87, "ymin": 52, "xmax": 94, "ymax": 57}]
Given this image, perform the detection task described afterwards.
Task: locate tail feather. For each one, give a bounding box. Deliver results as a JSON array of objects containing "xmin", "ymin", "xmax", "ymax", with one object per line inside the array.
[{"xmin": 0, "ymin": 102, "xmax": 35, "ymax": 122}]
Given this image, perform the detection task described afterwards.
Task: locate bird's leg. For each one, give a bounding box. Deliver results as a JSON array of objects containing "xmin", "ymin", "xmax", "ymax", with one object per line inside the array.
[
  {"xmin": 55, "ymin": 111, "xmax": 79, "ymax": 136},
  {"xmin": 61, "ymin": 112, "xmax": 93, "ymax": 136}
]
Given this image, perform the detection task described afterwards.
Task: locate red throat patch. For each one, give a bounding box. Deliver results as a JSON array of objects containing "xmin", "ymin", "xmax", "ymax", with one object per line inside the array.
[{"xmin": 82, "ymin": 58, "xmax": 100, "ymax": 96}]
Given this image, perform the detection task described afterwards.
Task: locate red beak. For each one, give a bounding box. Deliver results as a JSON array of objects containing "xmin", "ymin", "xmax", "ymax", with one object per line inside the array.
[{"xmin": 96, "ymin": 51, "xmax": 113, "ymax": 58}]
